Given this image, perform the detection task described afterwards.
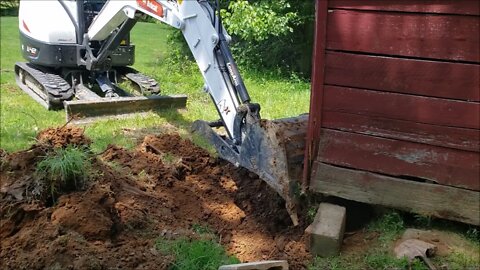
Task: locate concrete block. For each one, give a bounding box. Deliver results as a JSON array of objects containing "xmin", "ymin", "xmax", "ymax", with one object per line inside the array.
[
  {"xmin": 218, "ymin": 260, "xmax": 288, "ymax": 270},
  {"xmin": 305, "ymin": 203, "xmax": 346, "ymax": 257}
]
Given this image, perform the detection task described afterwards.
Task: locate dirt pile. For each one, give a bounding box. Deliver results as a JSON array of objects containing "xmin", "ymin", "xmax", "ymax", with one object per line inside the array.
[
  {"xmin": 1, "ymin": 127, "xmax": 311, "ymax": 269},
  {"xmin": 36, "ymin": 125, "xmax": 91, "ymax": 148}
]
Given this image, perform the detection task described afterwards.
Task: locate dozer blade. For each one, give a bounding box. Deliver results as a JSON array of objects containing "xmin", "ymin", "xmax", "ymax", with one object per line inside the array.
[
  {"xmin": 193, "ymin": 114, "xmax": 308, "ymax": 225},
  {"xmin": 65, "ymin": 85, "xmax": 187, "ymax": 124}
]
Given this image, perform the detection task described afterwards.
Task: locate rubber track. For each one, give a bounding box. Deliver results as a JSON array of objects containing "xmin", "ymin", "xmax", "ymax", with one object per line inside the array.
[
  {"xmin": 120, "ymin": 67, "xmax": 160, "ymax": 95},
  {"xmin": 16, "ymin": 62, "xmax": 74, "ymax": 105}
]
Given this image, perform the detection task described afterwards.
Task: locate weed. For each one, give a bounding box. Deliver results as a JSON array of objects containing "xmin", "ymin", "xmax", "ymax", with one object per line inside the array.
[
  {"xmin": 363, "ymin": 251, "xmax": 410, "ymax": 270},
  {"xmin": 437, "ymin": 251, "xmax": 480, "ymax": 269},
  {"xmin": 306, "ymin": 206, "xmax": 318, "ymax": 224},
  {"xmin": 192, "ymin": 224, "xmax": 213, "ymax": 235},
  {"xmin": 413, "ymin": 214, "xmax": 433, "ymax": 228},
  {"xmin": 106, "ymin": 160, "xmax": 123, "ymax": 172},
  {"xmin": 155, "ymin": 238, "xmax": 240, "ymax": 270},
  {"xmin": 190, "ymin": 133, "xmax": 217, "ymax": 157},
  {"xmin": 308, "ymin": 256, "xmax": 350, "ymax": 270},
  {"xmin": 162, "ymin": 152, "xmax": 177, "ymax": 165},
  {"xmin": 466, "ymin": 227, "xmax": 480, "ymax": 242},
  {"xmin": 368, "ymin": 211, "xmax": 405, "ymax": 243},
  {"xmin": 35, "ymin": 145, "xmax": 91, "ymax": 202},
  {"xmin": 137, "ymin": 169, "xmax": 149, "ymax": 181}
]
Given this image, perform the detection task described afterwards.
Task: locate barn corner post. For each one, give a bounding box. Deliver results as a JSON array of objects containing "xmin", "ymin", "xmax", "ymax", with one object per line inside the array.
[{"xmin": 302, "ymin": 0, "xmax": 329, "ymax": 191}]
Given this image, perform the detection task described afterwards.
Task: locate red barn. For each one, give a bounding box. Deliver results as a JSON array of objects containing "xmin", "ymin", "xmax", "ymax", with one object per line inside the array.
[{"xmin": 304, "ymin": 0, "xmax": 479, "ymax": 225}]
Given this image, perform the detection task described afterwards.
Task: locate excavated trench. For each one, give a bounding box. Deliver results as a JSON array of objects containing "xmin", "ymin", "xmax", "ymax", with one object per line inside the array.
[{"xmin": 0, "ymin": 126, "xmax": 311, "ymax": 269}]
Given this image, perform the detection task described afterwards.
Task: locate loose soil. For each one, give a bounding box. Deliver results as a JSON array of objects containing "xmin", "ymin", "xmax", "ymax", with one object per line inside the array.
[{"xmin": 1, "ymin": 126, "xmax": 311, "ymax": 270}]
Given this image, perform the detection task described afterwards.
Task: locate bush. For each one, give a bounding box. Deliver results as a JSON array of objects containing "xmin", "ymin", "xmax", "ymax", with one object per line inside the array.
[
  {"xmin": 0, "ymin": 0, "xmax": 19, "ymax": 16},
  {"xmin": 168, "ymin": 0, "xmax": 315, "ymax": 78}
]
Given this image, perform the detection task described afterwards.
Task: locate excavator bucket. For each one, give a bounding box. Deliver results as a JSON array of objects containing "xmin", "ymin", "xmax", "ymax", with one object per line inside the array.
[{"xmin": 193, "ymin": 114, "xmax": 309, "ymax": 225}]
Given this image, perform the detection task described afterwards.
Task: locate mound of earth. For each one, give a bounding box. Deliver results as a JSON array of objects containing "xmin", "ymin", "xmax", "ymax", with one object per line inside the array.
[
  {"xmin": 36, "ymin": 125, "xmax": 91, "ymax": 148},
  {"xmin": 0, "ymin": 127, "xmax": 311, "ymax": 270}
]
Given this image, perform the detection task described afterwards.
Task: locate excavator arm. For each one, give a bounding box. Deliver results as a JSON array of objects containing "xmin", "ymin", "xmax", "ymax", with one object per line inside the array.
[
  {"xmin": 82, "ymin": 0, "xmax": 306, "ymax": 225},
  {"xmin": 86, "ymin": 0, "xmax": 258, "ymax": 143}
]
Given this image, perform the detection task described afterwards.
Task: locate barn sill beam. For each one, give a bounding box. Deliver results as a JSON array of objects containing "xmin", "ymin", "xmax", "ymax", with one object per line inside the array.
[{"xmin": 310, "ymin": 162, "xmax": 480, "ymax": 226}]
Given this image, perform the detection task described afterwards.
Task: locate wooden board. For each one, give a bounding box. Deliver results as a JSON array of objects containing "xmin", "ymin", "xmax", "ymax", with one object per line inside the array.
[
  {"xmin": 324, "ymin": 86, "xmax": 480, "ymax": 129},
  {"xmin": 317, "ymin": 129, "xmax": 480, "ymax": 191},
  {"xmin": 304, "ymin": 0, "xmax": 329, "ymax": 188},
  {"xmin": 329, "ymin": 0, "xmax": 480, "ymax": 16},
  {"xmin": 310, "ymin": 163, "xmax": 480, "ymax": 225},
  {"xmin": 327, "ymin": 10, "xmax": 480, "ymax": 62},
  {"xmin": 324, "ymin": 51, "xmax": 480, "ymax": 101},
  {"xmin": 322, "ymin": 111, "xmax": 480, "ymax": 152}
]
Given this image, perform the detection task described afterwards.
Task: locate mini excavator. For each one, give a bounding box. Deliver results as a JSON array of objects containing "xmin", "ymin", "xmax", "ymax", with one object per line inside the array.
[{"xmin": 16, "ymin": 0, "xmax": 308, "ymax": 225}]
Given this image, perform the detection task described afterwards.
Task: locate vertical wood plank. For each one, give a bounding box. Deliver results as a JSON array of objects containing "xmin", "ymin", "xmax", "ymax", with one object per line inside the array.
[{"xmin": 304, "ymin": 0, "xmax": 329, "ymax": 188}]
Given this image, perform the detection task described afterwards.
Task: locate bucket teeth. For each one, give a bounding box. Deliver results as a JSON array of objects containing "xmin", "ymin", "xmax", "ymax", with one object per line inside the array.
[{"xmin": 193, "ymin": 114, "xmax": 309, "ymax": 226}]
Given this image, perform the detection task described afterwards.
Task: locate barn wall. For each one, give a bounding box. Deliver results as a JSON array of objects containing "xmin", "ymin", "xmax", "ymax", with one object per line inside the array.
[{"xmin": 306, "ymin": 0, "xmax": 480, "ymax": 225}]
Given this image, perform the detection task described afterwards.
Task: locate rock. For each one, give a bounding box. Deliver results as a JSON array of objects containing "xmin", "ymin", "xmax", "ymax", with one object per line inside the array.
[{"xmin": 218, "ymin": 260, "xmax": 289, "ymax": 270}]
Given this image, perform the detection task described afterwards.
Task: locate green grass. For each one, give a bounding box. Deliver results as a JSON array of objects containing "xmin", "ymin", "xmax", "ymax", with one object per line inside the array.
[
  {"xmin": 0, "ymin": 16, "xmax": 310, "ymax": 152},
  {"xmin": 36, "ymin": 145, "xmax": 91, "ymax": 201},
  {"xmin": 155, "ymin": 238, "xmax": 240, "ymax": 270},
  {"xmin": 308, "ymin": 211, "xmax": 480, "ymax": 270}
]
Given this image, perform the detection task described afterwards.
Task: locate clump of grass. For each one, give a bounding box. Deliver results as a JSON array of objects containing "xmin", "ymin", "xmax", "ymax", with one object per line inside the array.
[
  {"xmin": 363, "ymin": 251, "xmax": 412, "ymax": 270},
  {"xmin": 412, "ymin": 214, "xmax": 433, "ymax": 228},
  {"xmin": 35, "ymin": 145, "xmax": 91, "ymax": 202},
  {"xmin": 308, "ymin": 256, "xmax": 350, "ymax": 270},
  {"xmin": 368, "ymin": 211, "xmax": 405, "ymax": 243},
  {"xmin": 191, "ymin": 224, "xmax": 213, "ymax": 235},
  {"xmin": 155, "ymin": 237, "xmax": 239, "ymax": 270},
  {"xmin": 306, "ymin": 206, "xmax": 318, "ymax": 224}
]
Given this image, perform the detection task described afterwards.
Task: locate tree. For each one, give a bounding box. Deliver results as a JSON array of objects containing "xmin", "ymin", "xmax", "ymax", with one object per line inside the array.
[
  {"xmin": 0, "ymin": 0, "xmax": 20, "ymax": 16},
  {"xmin": 221, "ymin": 0, "xmax": 316, "ymax": 77}
]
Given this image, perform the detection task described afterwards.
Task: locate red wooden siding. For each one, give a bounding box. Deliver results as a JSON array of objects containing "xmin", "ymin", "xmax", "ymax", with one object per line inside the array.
[
  {"xmin": 328, "ymin": 0, "xmax": 480, "ymax": 16},
  {"xmin": 323, "ymin": 86, "xmax": 480, "ymax": 129},
  {"xmin": 322, "ymin": 111, "xmax": 480, "ymax": 152},
  {"xmin": 307, "ymin": 0, "xmax": 480, "ymax": 217},
  {"xmin": 325, "ymin": 52, "xmax": 480, "ymax": 101},
  {"xmin": 327, "ymin": 10, "xmax": 480, "ymax": 62},
  {"xmin": 317, "ymin": 129, "xmax": 480, "ymax": 190}
]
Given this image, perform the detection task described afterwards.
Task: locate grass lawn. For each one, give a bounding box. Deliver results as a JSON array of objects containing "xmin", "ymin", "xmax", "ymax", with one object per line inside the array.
[{"xmin": 0, "ymin": 16, "xmax": 310, "ymax": 152}]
